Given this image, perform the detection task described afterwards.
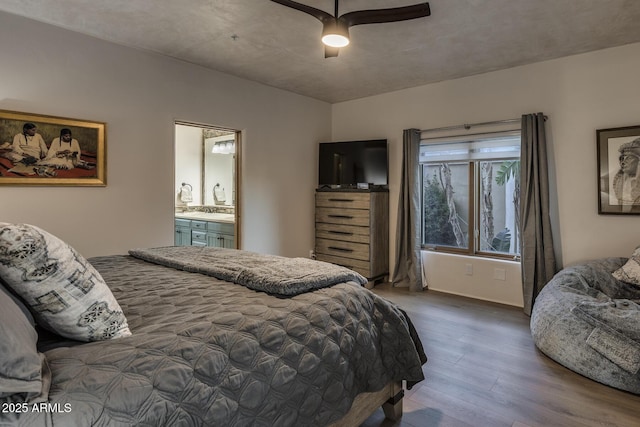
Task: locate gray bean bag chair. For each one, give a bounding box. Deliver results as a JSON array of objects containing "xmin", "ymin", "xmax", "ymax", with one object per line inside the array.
[{"xmin": 531, "ymin": 257, "xmax": 640, "ymax": 394}]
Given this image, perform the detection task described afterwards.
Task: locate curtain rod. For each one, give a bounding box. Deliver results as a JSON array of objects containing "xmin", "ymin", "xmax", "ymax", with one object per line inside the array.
[
  {"xmin": 420, "ymin": 118, "xmax": 520, "ymax": 134},
  {"xmin": 420, "ymin": 115, "xmax": 547, "ymax": 134}
]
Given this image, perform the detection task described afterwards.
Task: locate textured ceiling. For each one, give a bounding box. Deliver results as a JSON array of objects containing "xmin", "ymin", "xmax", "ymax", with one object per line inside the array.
[{"xmin": 2, "ymin": 0, "xmax": 640, "ymax": 103}]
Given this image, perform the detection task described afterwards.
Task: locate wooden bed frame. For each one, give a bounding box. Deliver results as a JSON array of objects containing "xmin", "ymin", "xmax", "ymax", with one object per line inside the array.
[{"xmin": 329, "ymin": 381, "xmax": 404, "ymax": 427}]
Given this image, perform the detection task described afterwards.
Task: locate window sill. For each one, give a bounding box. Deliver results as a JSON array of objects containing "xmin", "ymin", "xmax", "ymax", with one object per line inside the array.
[{"xmin": 422, "ymin": 247, "xmax": 520, "ymax": 263}]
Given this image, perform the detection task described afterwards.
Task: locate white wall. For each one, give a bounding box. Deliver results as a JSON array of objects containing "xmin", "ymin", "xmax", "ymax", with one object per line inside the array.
[
  {"xmin": 175, "ymin": 125, "xmax": 203, "ymax": 207},
  {"xmin": 423, "ymin": 252, "xmax": 523, "ymax": 307},
  {"xmin": 0, "ymin": 11, "xmax": 330, "ymax": 258},
  {"xmin": 332, "ymin": 42, "xmax": 640, "ymax": 305}
]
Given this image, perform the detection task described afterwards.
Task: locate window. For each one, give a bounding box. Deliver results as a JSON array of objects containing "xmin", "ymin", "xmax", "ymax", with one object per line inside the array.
[{"xmin": 420, "ymin": 132, "xmax": 521, "ymax": 258}]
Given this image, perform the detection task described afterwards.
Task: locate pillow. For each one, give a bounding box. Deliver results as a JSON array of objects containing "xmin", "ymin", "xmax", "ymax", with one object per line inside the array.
[
  {"xmin": 0, "ymin": 276, "xmax": 35, "ymax": 326},
  {"xmin": 0, "ymin": 223, "xmax": 131, "ymax": 342},
  {"xmin": 0, "ymin": 284, "xmax": 43, "ymax": 397},
  {"xmin": 613, "ymin": 246, "xmax": 640, "ymax": 287}
]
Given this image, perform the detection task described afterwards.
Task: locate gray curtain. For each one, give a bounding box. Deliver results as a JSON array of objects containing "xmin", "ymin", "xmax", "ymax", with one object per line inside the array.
[
  {"xmin": 391, "ymin": 128, "xmax": 423, "ymax": 291},
  {"xmin": 520, "ymin": 113, "xmax": 557, "ymax": 315}
]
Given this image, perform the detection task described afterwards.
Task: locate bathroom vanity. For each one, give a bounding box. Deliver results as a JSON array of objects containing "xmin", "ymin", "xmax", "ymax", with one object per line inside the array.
[{"xmin": 174, "ymin": 211, "xmax": 235, "ymax": 248}]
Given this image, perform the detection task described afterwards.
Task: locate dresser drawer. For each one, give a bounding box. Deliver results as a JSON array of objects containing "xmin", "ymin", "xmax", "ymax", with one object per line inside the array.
[
  {"xmin": 316, "ymin": 207, "xmax": 369, "ymax": 227},
  {"xmin": 316, "ymin": 192, "xmax": 370, "ymax": 209},
  {"xmin": 316, "ymin": 253, "xmax": 371, "ymax": 277},
  {"xmin": 316, "ymin": 223, "xmax": 370, "ymax": 244},
  {"xmin": 315, "ymin": 238, "xmax": 369, "ymax": 261}
]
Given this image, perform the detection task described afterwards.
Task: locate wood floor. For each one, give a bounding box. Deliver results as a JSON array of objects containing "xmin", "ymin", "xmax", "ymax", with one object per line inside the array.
[{"xmin": 361, "ymin": 284, "xmax": 640, "ymax": 427}]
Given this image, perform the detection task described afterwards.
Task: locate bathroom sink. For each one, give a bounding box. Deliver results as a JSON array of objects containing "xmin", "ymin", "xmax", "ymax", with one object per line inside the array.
[{"xmin": 175, "ymin": 212, "xmax": 235, "ymax": 223}]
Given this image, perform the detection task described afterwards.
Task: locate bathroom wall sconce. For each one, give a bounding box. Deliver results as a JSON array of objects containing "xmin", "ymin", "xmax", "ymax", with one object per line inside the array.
[{"xmin": 211, "ymin": 140, "xmax": 235, "ymax": 154}]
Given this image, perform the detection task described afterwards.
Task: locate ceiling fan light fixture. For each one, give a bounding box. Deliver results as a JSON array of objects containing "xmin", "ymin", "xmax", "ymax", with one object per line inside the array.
[
  {"xmin": 270, "ymin": 1, "xmax": 431, "ymax": 57},
  {"xmin": 321, "ymin": 21, "xmax": 349, "ymax": 47},
  {"xmin": 321, "ymin": 33, "xmax": 349, "ymax": 48}
]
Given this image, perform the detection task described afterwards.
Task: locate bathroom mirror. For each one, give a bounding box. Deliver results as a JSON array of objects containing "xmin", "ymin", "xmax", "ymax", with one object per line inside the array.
[{"xmin": 203, "ymin": 131, "xmax": 236, "ymax": 208}]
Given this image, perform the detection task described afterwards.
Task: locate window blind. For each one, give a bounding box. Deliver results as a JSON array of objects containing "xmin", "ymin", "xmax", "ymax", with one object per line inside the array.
[{"xmin": 419, "ymin": 131, "xmax": 521, "ymax": 162}]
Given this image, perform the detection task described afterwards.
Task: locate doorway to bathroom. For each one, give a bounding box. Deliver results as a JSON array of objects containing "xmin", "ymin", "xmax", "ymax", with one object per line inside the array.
[{"xmin": 174, "ymin": 121, "xmax": 241, "ymax": 248}]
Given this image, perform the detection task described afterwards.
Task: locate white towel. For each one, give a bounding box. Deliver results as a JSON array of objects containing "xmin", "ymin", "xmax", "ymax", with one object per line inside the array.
[
  {"xmin": 179, "ymin": 185, "xmax": 193, "ymax": 203},
  {"xmin": 214, "ymin": 186, "xmax": 226, "ymax": 205}
]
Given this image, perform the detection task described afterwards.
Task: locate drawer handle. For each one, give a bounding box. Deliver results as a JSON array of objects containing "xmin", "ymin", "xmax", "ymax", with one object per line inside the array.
[
  {"xmin": 328, "ymin": 246, "xmax": 353, "ymax": 253},
  {"xmin": 328, "ymin": 198, "xmax": 355, "ymax": 202},
  {"xmin": 328, "ymin": 214, "xmax": 353, "ymax": 219},
  {"xmin": 329, "ymin": 230, "xmax": 354, "ymax": 236}
]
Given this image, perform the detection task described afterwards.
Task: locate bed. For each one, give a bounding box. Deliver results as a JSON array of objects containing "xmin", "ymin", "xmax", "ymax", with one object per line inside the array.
[{"xmin": 0, "ymin": 223, "xmax": 427, "ymax": 426}]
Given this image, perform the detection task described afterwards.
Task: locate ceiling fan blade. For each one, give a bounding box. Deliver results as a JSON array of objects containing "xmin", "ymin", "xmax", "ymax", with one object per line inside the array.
[
  {"xmin": 270, "ymin": 0, "xmax": 333, "ymax": 23},
  {"xmin": 340, "ymin": 2, "xmax": 431, "ymax": 27},
  {"xmin": 324, "ymin": 46, "xmax": 340, "ymax": 58}
]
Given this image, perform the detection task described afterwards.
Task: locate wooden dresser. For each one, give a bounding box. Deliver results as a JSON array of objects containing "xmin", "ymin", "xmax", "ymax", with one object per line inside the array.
[{"xmin": 315, "ymin": 190, "xmax": 389, "ymax": 286}]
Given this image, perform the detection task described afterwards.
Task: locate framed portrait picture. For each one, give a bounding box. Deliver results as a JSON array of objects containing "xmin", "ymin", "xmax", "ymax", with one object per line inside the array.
[
  {"xmin": 597, "ymin": 125, "xmax": 640, "ymax": 214},
  {"xmin": 0, "ymin": 109, "xmax": 106, "ymax": 186}
]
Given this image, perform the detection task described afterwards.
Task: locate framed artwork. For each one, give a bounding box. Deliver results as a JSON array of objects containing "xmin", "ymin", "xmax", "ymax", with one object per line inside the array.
[
  {"xmin": 0, "ymin": 109, "xmax": 106, "ymax": 186},
  {"xmin": 597, "ymin": 125, "xmax": 640, "ymax": 214}
]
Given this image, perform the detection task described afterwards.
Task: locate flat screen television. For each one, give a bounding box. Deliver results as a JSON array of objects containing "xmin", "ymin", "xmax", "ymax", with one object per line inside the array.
[{"xmin": 318, "ymin": 139, "xmax": 388, "ymax": 188}]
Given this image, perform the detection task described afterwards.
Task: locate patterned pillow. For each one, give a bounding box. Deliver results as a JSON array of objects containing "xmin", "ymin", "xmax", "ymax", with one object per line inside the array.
[
  {"xmin": 0, "ymin": 223, "xmax": 131, "ymax": 342},
  {"xmin": 613, "ymin": 246, "xmax": 640, "ymax": 287}
]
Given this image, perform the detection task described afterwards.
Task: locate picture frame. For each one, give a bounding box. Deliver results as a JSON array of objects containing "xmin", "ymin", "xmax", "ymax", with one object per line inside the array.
[
  {"xmin": 597, "ymin": 125, "xmax": 640, "ymax": 214},
  {"xmin": 0, "ymin": 109, "xmax": 106, "ymax": 186}
]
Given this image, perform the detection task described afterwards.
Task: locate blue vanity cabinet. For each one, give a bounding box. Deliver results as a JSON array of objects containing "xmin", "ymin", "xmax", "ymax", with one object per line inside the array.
[
  {"xmin": 175, "ymin": 217, "xmax": 235, "ymax": 248},
  {"xmin": 190, "ymin": 220, "xmax": 209, "ymax": 247},
  {"xmin": 174, "ymin": 219, "xmax": 192, "ymax": 246},
  {"xmin": 206, "ymin": 221, "xmax": 235, "ymax": 248}
]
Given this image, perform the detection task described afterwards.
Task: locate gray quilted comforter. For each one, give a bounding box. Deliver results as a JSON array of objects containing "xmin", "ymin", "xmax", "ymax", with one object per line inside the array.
[{"xmin": 5, "ymin": 252, "xmax": 426, "ymax": 426}]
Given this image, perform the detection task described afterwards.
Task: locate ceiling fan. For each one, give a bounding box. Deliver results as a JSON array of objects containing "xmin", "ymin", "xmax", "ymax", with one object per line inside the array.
[{"xmin": 270, "ymin": 0, "xmax": 431, "ymax": 57}]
